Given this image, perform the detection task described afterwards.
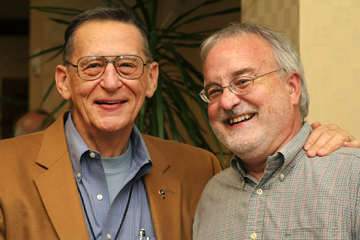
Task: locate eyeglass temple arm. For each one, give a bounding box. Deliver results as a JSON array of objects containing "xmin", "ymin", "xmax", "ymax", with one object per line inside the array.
[{"xmin": 65, "ymin": 61, "xmax": 77, "ymax": 67}]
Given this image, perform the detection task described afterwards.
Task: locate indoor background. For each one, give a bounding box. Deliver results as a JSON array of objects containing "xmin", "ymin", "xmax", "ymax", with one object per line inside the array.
[{"xmin": 1, "ymin": 0, "xmax": 359, "ymax": 162}]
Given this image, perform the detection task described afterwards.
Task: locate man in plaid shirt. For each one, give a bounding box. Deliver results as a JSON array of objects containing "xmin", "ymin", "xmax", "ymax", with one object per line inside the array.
[{"xmin": 193, "ymin": 22, "xmax": 360, "ymax": 239}]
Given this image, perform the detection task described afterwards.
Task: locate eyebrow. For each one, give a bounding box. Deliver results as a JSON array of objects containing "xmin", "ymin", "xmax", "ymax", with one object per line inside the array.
[
  {"xmin": 204, "ymin": 67, "xmax": 257, "ymax": 87},
  {"xmin": 231, "ymin": 67, "xmax": 256, "ymax": 78}
]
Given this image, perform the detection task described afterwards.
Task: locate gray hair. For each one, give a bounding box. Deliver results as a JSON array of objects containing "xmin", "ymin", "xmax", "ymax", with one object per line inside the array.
[
  {"xmin": 63, "ymin": 6, "xmax": 152, "ymax": 63},
  {"xmin": 200, "ymin": 22, "xmax": 309, "ymax": 119}
]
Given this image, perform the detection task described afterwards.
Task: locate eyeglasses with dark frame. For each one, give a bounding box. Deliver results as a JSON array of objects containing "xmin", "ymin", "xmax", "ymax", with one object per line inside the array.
[
  {"xmin": 65, "ymin": 55, "xmax": 149, "ymax": 81},
  {"xmin": 199, "ymin": 68, "xmax": 285, "ymax": 103}
]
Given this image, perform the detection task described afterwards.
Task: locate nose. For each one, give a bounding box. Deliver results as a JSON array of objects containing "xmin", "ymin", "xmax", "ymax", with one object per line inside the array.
[
  {"xmin": 99, "ymin": 60, "xmax": 123, "ymax": 92},
  {"xmin": 218, "ymin": 87, "xmax": 241, "ymax": 110}
]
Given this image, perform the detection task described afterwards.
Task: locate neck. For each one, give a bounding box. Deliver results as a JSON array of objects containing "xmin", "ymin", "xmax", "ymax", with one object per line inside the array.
[
  {"xmin": 238, "ymin": 119, "xmax": 303, "ymax": 181},
  {"xmin": 92, "ymin": 133, "xmax": 130, "ymax": 158},
  {"xmin": 78, "ymin": 125, "xmax": 132, "ymax": 158}
]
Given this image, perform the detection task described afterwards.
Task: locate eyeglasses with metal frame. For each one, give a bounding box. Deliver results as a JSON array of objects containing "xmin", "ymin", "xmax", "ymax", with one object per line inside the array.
[
  {"xmin": 65, "ymin": 55, "xmax": 149, "ymax": 81},
  {"xmin": 199, "ymin": 68, "xmax": 285, "ymax": 103}
]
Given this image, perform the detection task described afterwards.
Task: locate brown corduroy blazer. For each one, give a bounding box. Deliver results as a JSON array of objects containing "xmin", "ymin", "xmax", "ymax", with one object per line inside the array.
[{"xmin": 0, "ymin": 112, "xmax": 221, "ymax": 240}]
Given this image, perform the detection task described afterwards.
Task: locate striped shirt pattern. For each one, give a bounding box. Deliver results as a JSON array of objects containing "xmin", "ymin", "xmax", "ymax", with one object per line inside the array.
[{"xmin": 193, "ymin": 122, "xmax": 360, "ymax": 239}]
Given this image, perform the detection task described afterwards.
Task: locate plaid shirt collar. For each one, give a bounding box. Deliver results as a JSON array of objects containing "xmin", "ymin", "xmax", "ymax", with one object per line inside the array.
[{"xmin": 231, "ymin": 122, "xmax": 311, "ymax": 184}]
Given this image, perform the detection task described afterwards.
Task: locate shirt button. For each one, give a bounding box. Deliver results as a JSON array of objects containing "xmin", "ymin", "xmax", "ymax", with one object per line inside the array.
[
  {"xmin": 256, "ymin": 189, "xmax": 263, "ymax": 195},
  {"xmin": 90, "ymin": 152, "xmax": 96, "ymax": 158},
  {"xmin": 97, "ymin": 194, "xmax": 103, "ymax": 201},
  {"xmin": 77, "ymin": 173, "xmax": 81, "ymax": 178},
  {"xmin": 251, "ymin": 232, "xmax": 257, "ymax": 239},
  {"xmin": 107, "ymin": 234, "xmax": 111, "ymax": 239},
  {"xmin": 280, "ymin": 173, "xmax": 285, "ymax": 180}
]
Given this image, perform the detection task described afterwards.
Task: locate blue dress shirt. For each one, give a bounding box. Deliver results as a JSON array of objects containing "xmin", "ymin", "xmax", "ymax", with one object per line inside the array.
[{"xmin": 65, "ymin": 112, "xmax": 156, "ymax": 240}]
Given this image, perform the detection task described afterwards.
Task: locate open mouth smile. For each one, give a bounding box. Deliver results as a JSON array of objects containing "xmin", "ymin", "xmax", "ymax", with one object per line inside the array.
[
  {"xmin": 95, "ymin": 101, "xmax": 127, "ymax": 105},
  {"xmin": 229, "ymin": 114, "xmax": 255, "ymax": 125}
]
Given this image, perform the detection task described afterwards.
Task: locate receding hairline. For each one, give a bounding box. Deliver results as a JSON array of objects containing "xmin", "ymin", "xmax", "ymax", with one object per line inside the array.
[
  {"xmin": 201, "ymin": 23, "xmax": 280, "ymax": 63},
  {"xmin": 62, "ymin": 6, "xmax": 153, "ymax": 63},
  {"xmin": 65, "ymin": 19, "xmax": 151, "ymax": 61},
  {"xmin": 203, "ymin": 34, "xmax": 279, "ymax": 72}
]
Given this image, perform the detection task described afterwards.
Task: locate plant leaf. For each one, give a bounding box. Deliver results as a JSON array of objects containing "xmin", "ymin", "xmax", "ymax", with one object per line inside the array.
[
  {"xmin": 26, "ymin": 45, "xmax": 64, "ymax": 60},
  {"xmin": 40, "ymin": 80, "xmax": 56, "ymax": 107},
  {"xmin": 29, "ymin": 6, "xmax": 83, "ymax": 15},
  {"xmin": 48, "ymin": 18, "xmax": 71, "ymax": 25},
  {"xmin": 29, "ymin": 0, "xmax": 237, "ymax": 168}
]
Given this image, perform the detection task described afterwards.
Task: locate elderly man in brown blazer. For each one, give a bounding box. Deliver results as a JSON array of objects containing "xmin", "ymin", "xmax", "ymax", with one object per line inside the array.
[
  {"xmin": 0, "ymin": 6, "xmax": 357, "ymax": 240},
  {"xmin": 0, "ymin": 111, "xmax": 220, "ymax": 240},
  {"xmin": 0, "ymin": 7, "xmax": 221, "ymax": 240}
]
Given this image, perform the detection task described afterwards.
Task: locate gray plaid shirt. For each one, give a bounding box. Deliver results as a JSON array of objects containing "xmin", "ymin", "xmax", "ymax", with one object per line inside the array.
[{"xmin": 193, "ymin": 122, "xmax": 360, "ymax": 239}]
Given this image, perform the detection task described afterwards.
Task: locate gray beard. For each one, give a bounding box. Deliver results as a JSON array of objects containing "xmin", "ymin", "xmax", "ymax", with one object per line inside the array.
[
  {"xmin": 209, "ymin": 105, "xmax": 264, "ymax": 156},
  {"xmin": 210, "ymin": 120, "xmax": 266, "ymax": 157},
  {"xmin": 209, "ymin": 103, "xmax": 291, "ymax": 160}
]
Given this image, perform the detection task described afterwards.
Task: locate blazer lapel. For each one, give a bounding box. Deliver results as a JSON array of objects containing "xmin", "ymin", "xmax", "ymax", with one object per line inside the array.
[
  {"xmin": 34, "ymin": 113, "xmax": 89, "ymax": 239},
  {"xmin": 143, "ymin": 137, "xmax": 183, "ymax": 240}
]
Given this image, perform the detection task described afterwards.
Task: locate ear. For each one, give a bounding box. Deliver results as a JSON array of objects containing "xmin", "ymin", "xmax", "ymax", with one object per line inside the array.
[
  {"xmin": 285, "ymin": 71, "xmax": 301, "ymax": 106},
  {"xmin": 145, "ymin": 61, "xmax": 159, "ymax": 98},
  {"xmin": 55, "ymin": 65, "xmax": 71, "ymax": 100}
]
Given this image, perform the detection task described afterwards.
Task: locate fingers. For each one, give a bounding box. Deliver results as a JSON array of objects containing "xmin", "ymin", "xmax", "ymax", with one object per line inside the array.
[
  {"xmin": 304, "ymin": 123, "xmax": 324, "ymax": 151},
  {"xmin": 304, "ymin": 123, "xmax": 354, "ymax": 158},
  {"xmin": 310, "ymin": 121, "xmax": 322, "ymax": 130},
  {"xmin": 305, "ymin": 131, "xmax": 342, "ymax": 158},
  {"xmin": 303, "ymin": 122, "xmax": 331, "ymax": 152},
  {"xmin": 343, "ymin": 139, "xmax": 360, "ymax": 148}
]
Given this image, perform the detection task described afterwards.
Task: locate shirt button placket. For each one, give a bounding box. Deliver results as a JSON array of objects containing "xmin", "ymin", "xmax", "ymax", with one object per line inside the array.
[{"xmin": 253, "ymin": 188, "xmax": 263, "ymax": 239}]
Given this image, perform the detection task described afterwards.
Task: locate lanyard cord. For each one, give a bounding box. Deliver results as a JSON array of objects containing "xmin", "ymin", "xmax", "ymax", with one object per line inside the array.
[
  {"xmin": 76, "ymin": 181, "xmax": 134, "ymax": 240},
  {"xmin": 114, "ymin": 184, "xmax": 133, "ymax": 239}
]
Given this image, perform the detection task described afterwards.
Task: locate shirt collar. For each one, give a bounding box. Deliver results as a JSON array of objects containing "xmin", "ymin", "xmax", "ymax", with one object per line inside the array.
[
  {"xmin": 64, "ymin": 111, "xmax": 152, "ymax": 176},
  {"xmin": 129, "ymin": 124, "xmax": 151, "ymax": 169},
  {"xmin": 65, "ymin": 112, "xmax": 88, "ymax": 175},
  {"xmin": 277, "ymin": 122, "xmax": 311, "ymax": 176},
  {"xmin": 231, "ymin": 122, "xmax": 312, "ymax": 181}
]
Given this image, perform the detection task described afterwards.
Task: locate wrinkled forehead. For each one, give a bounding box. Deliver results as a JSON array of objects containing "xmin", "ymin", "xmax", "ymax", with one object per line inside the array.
[{"xmin": 70, "ymin": 20, "xmax": 148, "ymax": 60}]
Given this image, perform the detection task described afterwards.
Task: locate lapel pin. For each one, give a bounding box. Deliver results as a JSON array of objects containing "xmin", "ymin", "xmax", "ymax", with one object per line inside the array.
[{"xmin": 159, "ymin": 189, "xmax": 165, "ymax": 199}]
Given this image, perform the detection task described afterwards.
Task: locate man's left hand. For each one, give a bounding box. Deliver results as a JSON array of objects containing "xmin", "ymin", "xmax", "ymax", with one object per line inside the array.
[{"xmin": 303, "ymin": 122, "xmax": 359, "ymax": 157}]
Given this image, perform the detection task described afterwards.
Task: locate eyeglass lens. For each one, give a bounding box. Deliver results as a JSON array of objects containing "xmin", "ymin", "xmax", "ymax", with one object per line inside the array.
[
  {"xmin": 78, "ymin": 56, "xmax": 144, "ymax": 80},
  {"xmin": 204, "ymin": 77, "xmax": 253, "ymax": 102}
]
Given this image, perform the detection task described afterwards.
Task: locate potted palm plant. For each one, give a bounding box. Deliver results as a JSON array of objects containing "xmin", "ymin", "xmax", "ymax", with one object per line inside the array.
[{"xmin": 30, "ymin": 0, "xmax": 240, "ymax": 167}]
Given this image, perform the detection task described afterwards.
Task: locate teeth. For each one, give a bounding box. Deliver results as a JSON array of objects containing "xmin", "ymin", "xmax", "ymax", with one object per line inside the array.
[
  {"xmin": 229, "ymin": 114, "xmax": 254, "ymax": 125},
  {"xmin": 96, "ymin": 101, "xmax": 126, "ymax": 104}
]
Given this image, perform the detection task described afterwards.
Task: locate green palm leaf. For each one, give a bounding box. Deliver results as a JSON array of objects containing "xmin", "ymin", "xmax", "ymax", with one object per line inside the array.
[{"xmin": 31, "ymin": 0, "xmax": 240, "ymax": 168}]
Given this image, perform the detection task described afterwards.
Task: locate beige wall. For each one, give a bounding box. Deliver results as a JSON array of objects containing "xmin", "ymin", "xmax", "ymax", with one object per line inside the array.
[
  {"xmin": 241, "ymin": 0, "xmax": 300, "ymax": 52},
  {"xmin": 300, "ymin": 1, "xmax": 360, "ymax": 139},
  {"xmin": 242, "ymin": 0, "xmax": 360, "ymax": 138}
]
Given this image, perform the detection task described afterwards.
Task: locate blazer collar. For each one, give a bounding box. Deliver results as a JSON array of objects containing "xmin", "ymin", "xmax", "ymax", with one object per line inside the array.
[
  {"xmin": 34, "ymin": 112, "xmax": 90, "ymax": 239},
  {"xmin": 34, "ymin": 114, "xmax": 183, "ymax": 239},
  {"xmin": 142, "ymin": 136, "xmax": 183, "ymax": 240}
]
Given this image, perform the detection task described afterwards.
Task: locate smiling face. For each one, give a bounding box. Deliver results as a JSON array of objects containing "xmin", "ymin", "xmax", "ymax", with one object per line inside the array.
[
  {"xmin": 205, "ymin": 35, "xmax": 301, "ymax": 162},
  {"xmin": 55, "ymin": 20, "xmax": 158, "ymax": 141}
]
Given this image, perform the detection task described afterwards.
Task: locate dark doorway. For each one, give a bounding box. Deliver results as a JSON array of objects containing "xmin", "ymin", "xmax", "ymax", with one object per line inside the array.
[{"xmin": 1, "ymin": 78, "xmax": 28, "ymax": 139}]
